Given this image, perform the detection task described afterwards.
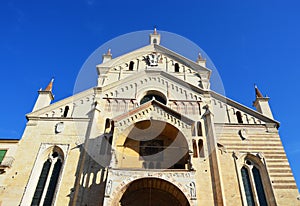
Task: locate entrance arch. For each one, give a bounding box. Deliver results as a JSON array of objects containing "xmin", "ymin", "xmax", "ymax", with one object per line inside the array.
[{"xmin": 118, "ymin": 178, "xmax": 190, "ymax": 206}]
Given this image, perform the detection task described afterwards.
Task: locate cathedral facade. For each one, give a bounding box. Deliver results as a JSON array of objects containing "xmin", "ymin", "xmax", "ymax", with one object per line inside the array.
[{"xmin": 0, "ymin": 30, "xmax": 299, "ymax": 206}]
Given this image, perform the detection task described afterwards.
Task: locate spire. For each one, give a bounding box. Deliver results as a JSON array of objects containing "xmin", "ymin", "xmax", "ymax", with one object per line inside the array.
[
  {"xmin": 254, "ymin": 84, "xmax": 263, "ymax": 98},
  {"xmin": 153, "ymin": 27, "xmax": 157, "ymax": 35},
  {"xmin": 44, "ymin": 78, "xmax": 54, "ymax": 91},
  {"xmin": 32, "ymin": 78, "xmax": 54, "ymax": 111},
  {"xmin": 253, "ymin": 85, "xmax": 273, "ymax": 119}
]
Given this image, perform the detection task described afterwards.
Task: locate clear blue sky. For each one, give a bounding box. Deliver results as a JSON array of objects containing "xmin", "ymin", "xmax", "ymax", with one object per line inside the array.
[{"xmin": 1, "ymin": 0, "xmax": 300, "ymax": 190}]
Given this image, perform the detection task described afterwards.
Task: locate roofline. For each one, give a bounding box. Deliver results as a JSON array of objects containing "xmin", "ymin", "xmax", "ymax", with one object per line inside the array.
[
  {"xmin": 154, "ymin": 44, "xmax": 211, "ymax": 77},
  {"xmin": 0, "ymin": 139, "xmax": 20, "ymax": 142},
  {"xmin": 210, "ymin": 90, "xmax": 280, "ymax": 127}
]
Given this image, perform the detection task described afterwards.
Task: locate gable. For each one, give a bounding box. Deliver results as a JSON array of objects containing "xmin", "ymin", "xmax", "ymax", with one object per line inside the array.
[
  {"xmin": 112, "ymin": 99, "xmax": 194, "ymax": 132},
  {"xmin": 96, "ymin": 44, "xmax": 211, "ymax": 89}
]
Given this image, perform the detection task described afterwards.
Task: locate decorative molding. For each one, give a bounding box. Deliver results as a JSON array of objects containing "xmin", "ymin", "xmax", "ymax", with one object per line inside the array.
[{"xmin": 114, "ymin": 102, "xmax": 192, "ymax": 132}]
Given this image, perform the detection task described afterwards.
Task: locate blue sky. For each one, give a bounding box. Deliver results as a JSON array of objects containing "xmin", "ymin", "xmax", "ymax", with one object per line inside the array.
[{"xmin": 1, "ymin": 0, "xmax": 300, "ymax": 190}]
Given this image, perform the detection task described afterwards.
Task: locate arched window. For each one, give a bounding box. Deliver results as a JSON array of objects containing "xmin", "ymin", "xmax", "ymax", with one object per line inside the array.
[
  {"xmin": 129, "ymin": 61, "xmax": 134, "ymax": 71},
  {"xmin": 197, "ymin": 122, "xmax": 203, "ymax": 136},
  {"xmin": 31, "ymin": 160, "xmax": 51, "ymax": 205},
  {"xmin": 63, "ymin": 106, "xmax": 69, "ymax": 117},
  {"xmin": 153, "ymin": 38, "xmax": 157, "ymax": 44},
  {"xmin": 191, "ymin": 124, "xmax": 196, "ymax": 136},
  {"xmin": 110, "ymin": 120, "xmax": 115, "ymax": 134},
  {"xmin": 241, "ymin": 158, "xmax": 268, "ymax": 206},
  {"xmin": 43, "ymin": 159, "xmax": 62, "ymax": 205},
  {"xmin": 236, "ymin": 111, "xmax": 243, "ymax": 124},
  {"xmin": 192, "ymin": 139, "xmax": 198, "ymax": 158},
  {"xmin": 104, "ymin": 118, "xmax": 110, "ymax": 133},
  {"xmin": 253, "ymin": 167, "xmax": 267, "ymax": 205},
  {"xmin": 241, "ymin": 166, "xmax": 255, "ymax": 206},
  {"xmin": 31, "ymin": 150, "xmax": 63, "ymax": 206},
  {"xmin": 174, "ymin": 63, "xmax": 180, "ymax": 72},
  {"xmin": 198, "ymin": 139, "xmax": 204, "ymax": 158},
  {"xmin": 140, "ymin": 91, "xmax": 167, "ymax": 105}
]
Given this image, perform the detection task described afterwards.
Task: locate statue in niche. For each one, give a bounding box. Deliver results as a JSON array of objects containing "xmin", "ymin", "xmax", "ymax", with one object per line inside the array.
[
  {"xmin": 105, "ymin": 180, "xmax": 112, "ymax": 196},
  {"xmin": 186, "ymin": 181, "xmax": 196, "ymax": 199}
]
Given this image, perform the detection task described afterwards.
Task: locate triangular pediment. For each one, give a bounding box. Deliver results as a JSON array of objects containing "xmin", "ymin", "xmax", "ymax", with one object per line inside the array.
[
  {"xmin": 112, "ymin": 99, "xmax": 194, "ymax": 132},
  {"xmin": 98, "ymin": 44, "xmax": 209, "ymax": 72},
  {"xmin": 97, "ymin": 44, "xmax": 211, "ymax": 88}
]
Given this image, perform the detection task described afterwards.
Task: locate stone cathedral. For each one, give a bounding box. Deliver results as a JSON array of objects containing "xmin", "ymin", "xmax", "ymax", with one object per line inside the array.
[{"xmin": 0, "ymin": 30, "xmax": 299, "ymax": 206}]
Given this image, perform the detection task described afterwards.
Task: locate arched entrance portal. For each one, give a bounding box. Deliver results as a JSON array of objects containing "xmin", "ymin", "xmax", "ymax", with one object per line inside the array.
[{"xmin": 119, "ymin": 178, "xmax": 190, "ymax": 206}]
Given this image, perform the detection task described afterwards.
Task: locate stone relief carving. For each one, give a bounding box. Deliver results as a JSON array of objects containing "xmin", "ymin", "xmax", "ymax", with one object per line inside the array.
[
  {"xmin": 186, "ymin": 182, "xmax": 196, "ymax": 199},
  {"xmin": 144, "ymin": 53, "xmax": 160, "ymax": 66}
]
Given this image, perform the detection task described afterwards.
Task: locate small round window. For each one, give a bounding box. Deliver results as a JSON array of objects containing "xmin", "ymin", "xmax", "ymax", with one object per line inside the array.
[{"xmin": 140, "ymin": 91, "xmax": 166, "ymax": 105}]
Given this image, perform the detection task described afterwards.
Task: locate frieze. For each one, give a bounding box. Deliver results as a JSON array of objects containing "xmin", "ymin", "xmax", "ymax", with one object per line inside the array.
[
  {"xmin": 109, "ymin": 170, "xmax": 193, "ymax": 179},
  {"xmin": 104, "ymin": 74, "xmax": 202, "ymax": 101},
  {"xmin": 105, "ymin": 169, "xmax": 197, "ymax": 205}
]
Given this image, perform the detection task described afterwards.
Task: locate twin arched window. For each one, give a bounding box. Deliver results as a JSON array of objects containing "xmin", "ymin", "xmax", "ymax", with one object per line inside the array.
[
  {"xmin": 192, "ymin": 121, "xmax": 203, "ymax": 137},
  {"xmin": 31, "ymin": 150, "xmax": 63, "ymax": 206},
  {"xmin": 240, "ymin": 157, "xmax": 269, "ymax": 206},
  {"xmin": 192, "ymin": 139, "xmax": 204, "ymax": 158}
]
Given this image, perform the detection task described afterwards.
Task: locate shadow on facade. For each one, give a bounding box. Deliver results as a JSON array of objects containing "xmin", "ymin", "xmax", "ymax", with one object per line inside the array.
[{"xmin": 67, "ymin": 117, "xmax": 114, "ymax": 206}]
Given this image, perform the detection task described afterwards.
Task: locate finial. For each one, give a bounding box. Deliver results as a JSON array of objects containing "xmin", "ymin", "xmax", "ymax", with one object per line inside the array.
[
  {"xmin": 254, "ymin": 84, "xmax": 263, "ymax": 98},
  {"xmin": 153, "ymin": 27, "xmax": 157, "ymax": 35},
  {"xmin": 107, "ymin": 49, "xmax": 111, "ymax": 55},
  {"xmin": 102, "ymin": 49, "xmax": 112, "ymax": 63},
  {"xmin": 197, "ymin": 53, "xmax": 203, "ymax": 60},
  {"xmin": 44, "ymin": 78, "xmax": 54, "ymax": 92},
  {"xmin": 196, "ymin": 52, "xmax": 206, "ymax": 67}
]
